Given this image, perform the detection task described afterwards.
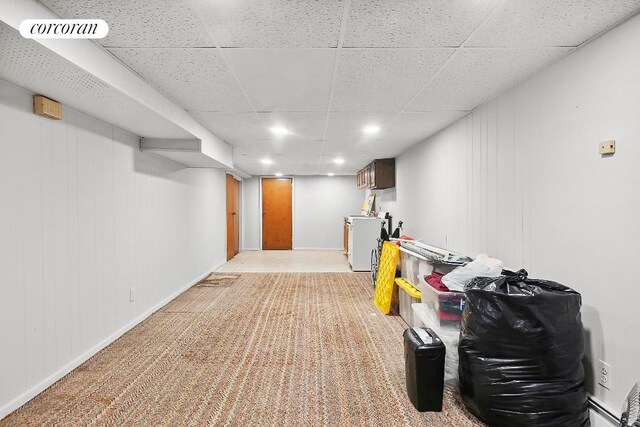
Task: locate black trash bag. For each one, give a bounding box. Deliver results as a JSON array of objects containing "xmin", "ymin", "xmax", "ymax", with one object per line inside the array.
[{"xmin": 458, "ymin": 269, "xmax": 589, "ymax": 427}]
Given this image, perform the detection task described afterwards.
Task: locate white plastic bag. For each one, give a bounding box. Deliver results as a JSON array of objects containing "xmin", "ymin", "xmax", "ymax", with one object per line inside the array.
[{"xmin": 442, "ymin": 254, "xmax": 503, "ymax": 292}]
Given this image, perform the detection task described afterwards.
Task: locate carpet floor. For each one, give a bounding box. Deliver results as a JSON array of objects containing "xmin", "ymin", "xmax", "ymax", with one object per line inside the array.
[{"xmin": 2, "ymin": 273, "xmax": 483, "ymax": 426}]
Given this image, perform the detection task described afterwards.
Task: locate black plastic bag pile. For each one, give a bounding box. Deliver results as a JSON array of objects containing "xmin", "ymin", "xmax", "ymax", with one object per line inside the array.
[{"xmin": 458, "ymin": 269, "xmax": 589, "ymax": 426}]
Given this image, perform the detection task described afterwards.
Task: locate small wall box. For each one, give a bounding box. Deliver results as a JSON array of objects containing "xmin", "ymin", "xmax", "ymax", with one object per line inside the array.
[
  {"xmin": 599, "ymin": 140, "xmax": 615, "ymax": 155},
  {"xmin": 33, "ymin": 95, "xmax": 62, "ymax": 120}
]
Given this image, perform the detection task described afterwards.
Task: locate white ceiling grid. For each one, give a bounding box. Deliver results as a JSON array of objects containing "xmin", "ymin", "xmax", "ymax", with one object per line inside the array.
[
  {"xmin": 222, "ymin": 48, "xmax": 336, "ymax": 112},
  {"xmin": 38, "ymin": 0, "xmax": 640, "ymax": 175}
]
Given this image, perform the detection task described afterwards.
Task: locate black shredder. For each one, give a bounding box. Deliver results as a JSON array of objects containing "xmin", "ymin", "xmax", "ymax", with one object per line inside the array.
[{"xmin": 403, "ymin": 327, "xmax": 446, "ymax": 412}]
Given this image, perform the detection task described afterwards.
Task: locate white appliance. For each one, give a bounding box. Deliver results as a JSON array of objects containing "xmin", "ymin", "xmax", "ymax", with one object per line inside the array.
[{"xmin": 346, "ymin": 216, "xmax": 382, "ymax": 272}]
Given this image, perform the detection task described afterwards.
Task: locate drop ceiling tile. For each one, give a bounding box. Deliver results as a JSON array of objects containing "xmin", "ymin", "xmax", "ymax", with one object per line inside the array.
[
  {"xmin": 344, "ymin": 0, "xmax": 500, "ymax": 47},
  {"xmin": 324, "ymin": 112, "xmax": 397, "ymax": 141},
  {"xmin": 257, "ymin": 112, "xmax": 328, "ymax": 141},
  {"xmin": 407, "ymin": 48, "xmax": 571, "ymax": 111},
  {"xmin": 223, "ymin": 49, "xmax": 335, "ymax": 111},
  {"xmin": 327, "ymin": 111, "xmax": 468, "ymax": 159},
  {"xmin": 189, "ymin": 112, "xmax": 265, "ymax": 143},
  {"xmin": 325, "ymin": 112, "xmax": 468, "ymax": 162},
  {"xmin": 331, "ymin": 48, "xmax": 454, "ymax": 111},
  {"xmin": 466, "ymin": 0, "xmax": 640, "ymax": 47},
  {"xmin": 277, "ymin": 141, "xmax": 324, "ymax": 156},
  {"xmin": 386, "ymin": 111, "xmax": 469, "ymax": 145},
  {"xmin": 40, "ymin": 0, "xmax": 211, "ymax": 47},
  {"xmin": 190, "ymin": 112, "xmax": 327, "ymax": 145},
  {"xmin": 193, "ymin": 0, "xmax": 344, "ymax": 47},
  {"xmin": 323, "ymin": 140, "xmax": 373, "ymax": 157},
  {"xmin": 319, "ymin": 152, "xmax": 371, "ymax": 173},
  {"xmin": 234, "ymin": 154, "xmax": 323, "ymax": 175},
  {"xmin": 323, "ymin": 140, "xmax": 403, "ymax": 163},
  {"xmin": 109, "ymin": 48, "xmax": 251, "ymax": 112},
  {"xmin": 233, "ymin": 140, "xmax": 323, "ymax": 157}
]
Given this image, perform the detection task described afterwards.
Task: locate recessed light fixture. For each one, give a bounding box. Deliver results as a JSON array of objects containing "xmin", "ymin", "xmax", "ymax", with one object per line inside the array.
[
  {"xmin": 261, "ymin": 158, "xmax": 273, "ymax": 165},
  {"xmin": 269, "ymin": 126, "xmax": 291, "ymax": 136},
  {"xmin": 333, "ymin": 158, "xmax": 344, "ymax": 164},
  {"xmin": 327, "ymin": 173, "xmax": 335, "ymax": 177},
  {"xmin": 363, "ymin": 124, "xmax": 380, "ymax": 134},
  {"xmin": 275, "ymin": 172, "xmax": 283, "ymax": 177}
]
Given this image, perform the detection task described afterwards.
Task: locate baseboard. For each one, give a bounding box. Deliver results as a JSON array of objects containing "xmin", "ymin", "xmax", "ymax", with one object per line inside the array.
[
  {"xmin": 0, "ymin": 262, "xmax": 224, "ymax": 420},
  {"xmin": 588, "ymin": 396, "xmax": 619, "ymax": 426}
]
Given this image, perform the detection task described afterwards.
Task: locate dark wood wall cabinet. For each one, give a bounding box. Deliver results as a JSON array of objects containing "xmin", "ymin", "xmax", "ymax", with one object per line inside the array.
[{"xmin": 356, "ymin": 158, "xmax": 395, "ymax": 190}]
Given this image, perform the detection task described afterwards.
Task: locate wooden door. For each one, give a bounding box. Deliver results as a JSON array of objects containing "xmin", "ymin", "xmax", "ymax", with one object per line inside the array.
[
  {"xmin": 262, "ymin": 178, "xmax": 292, "ymax": 250},
  {"xmin": 343, "ymin": 218, "xmax": 349, "ymax": 255},
  {"xmin": 226, "ymin": 174, "xmax": 240, "ymax": 260}
]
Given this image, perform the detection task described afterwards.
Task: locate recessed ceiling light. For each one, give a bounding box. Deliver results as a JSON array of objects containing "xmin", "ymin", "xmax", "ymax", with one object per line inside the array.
[
  {"xmin": 327, "ymin": 173, "xmax": 335, "ymax": 176},
  {"xmin": 261, "ymin": 158, "xmax": 273, "ymax": 165},
  {"xmin": 363, "ymin": 124, "xmax": 380, "ymax": 134},
  {"xmin": 333, "ymin": 158, "xmax": 345, "ymax": 164},
  {"xmin": 269, "ymin": 126, "xmax": 291, "ymax": 136},
  {"xmin": 275, "ymin": 172, "xmax": 283, "ymax": 177}
]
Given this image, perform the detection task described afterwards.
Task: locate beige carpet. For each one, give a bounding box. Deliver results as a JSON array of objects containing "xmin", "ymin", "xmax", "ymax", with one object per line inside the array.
[{"xmin": 1, "ymin": 273, "xmax": 483, "ymax": 426}]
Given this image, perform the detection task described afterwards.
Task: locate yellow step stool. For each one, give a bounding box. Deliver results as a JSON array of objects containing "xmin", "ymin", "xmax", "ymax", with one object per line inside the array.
[
  {"xmin": 374, "ymin": 241, "xmax": 400, "ymax": 315},
  {"xmin": 395, "ymin": 277, "xmax": 421, "ymax": 299}
]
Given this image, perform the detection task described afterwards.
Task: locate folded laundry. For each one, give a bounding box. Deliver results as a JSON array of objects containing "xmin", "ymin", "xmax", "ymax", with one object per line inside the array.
[
  {"xmin": 439, "ymin": 297, "xmax": 464, "ymax": 314},
  {"xmin": 421, "ymin": 270, "xmax": 467, "ymax": 329},
  {"xmin": 437, "ymin": 310, "xmax": 462, "ymax": 322},
  {"xmin": 425, "ymin": 272, "xmax": 449, "ymax": 292}
]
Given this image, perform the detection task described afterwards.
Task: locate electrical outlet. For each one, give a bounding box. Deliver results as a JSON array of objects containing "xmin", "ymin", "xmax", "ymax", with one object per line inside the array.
[
  {"xmin": 129, "ymin": 288, "xmax": 135, "ymax": 302},
  {"xmin": 598, "ymin": 360, "xmax": 612, "ymax": 390},
  {"xmin": 599, "ymin": 140, "xmax": 616, "ymax": 155}
]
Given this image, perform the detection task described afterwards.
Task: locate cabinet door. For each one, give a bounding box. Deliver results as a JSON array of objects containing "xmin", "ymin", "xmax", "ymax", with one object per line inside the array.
[
  {"xmin": 369, "ymin": 162, "xmax": 376, "ymax": 188},
  {"xmin": 370, "ymin": 159, "xmax": 395, "ymax": 189}
]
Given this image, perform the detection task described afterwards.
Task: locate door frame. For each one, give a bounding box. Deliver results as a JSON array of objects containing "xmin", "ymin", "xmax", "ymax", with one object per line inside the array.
[
  {"xmin": 226, "ymin": 174, "xmax": 241, "ymax": 260},
  {"xmin": 259, "ymin": 176, "xmax": 295, "ymax": 250}
]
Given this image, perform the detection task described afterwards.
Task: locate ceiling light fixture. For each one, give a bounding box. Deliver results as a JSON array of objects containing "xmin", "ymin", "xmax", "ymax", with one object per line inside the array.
[
  {"xmin": 275, "ymin": 172, "xmax": 283, "ymax": 177},
  {"xmin": 261, "ymin": 158, "xmax": 273, "ymax": 165},
  {"xmin": 269, "ymin": 126, "xmax": 291, "ymax": 136},
  {"xmin": 327, "ymin": 173, "xmax": 335, "ymax": 177},
  {"xmin": 363, "ymin": 124, "xmax": 380, "ymax": 134},
  {"xmin": 333, "ymin": 158, "xmax": 345, "ymax": 164}
]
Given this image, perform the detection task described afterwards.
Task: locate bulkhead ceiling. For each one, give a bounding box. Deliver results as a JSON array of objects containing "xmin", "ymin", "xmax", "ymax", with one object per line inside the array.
[{"xmin": 39, "ymin": 0, "xmax": 640, "ymax": 175}]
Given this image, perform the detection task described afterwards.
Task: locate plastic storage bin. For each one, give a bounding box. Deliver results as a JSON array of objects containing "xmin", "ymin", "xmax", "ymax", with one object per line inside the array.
[
  {"xmin": 418, "ymin": 282, "xmax": 466, "ymax": 329},
  {"xmin": 399, "ymin": 247, "xmax": 458, "ymax": 290},
  {"xmin": 400, "ymin": 248, "xmax": 433, "ymax": 287},
  {"xmin": 403, "ymin": 327, "xmax": 446, "ymax": 412},
  {"xmin": 411, "ymin": 303, "xmax": 461, "ymax": 384}
]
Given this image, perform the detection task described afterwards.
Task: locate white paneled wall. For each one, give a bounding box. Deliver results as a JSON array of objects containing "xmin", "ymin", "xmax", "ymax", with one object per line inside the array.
[
  {"xmin": 293, "ymin": 176, "xmax": 362, "ymax": 250},
  {"xmin": 0, "ymin": 79, "xmax": 226, "ymax": 417},
  {"xmin": 241, "ymin": 176, "xmax": 362, "ymax": 250},
  {"xmin": 365, "ymin": 187, "xmax": 397, "ymax": 223},
  {"xmin": 395, "ymin": 13, "xmax": 640, "ymax": 414},
  {"xmin": 241, "ymin": 178, "xmax": 260, "ymax": 250}
]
